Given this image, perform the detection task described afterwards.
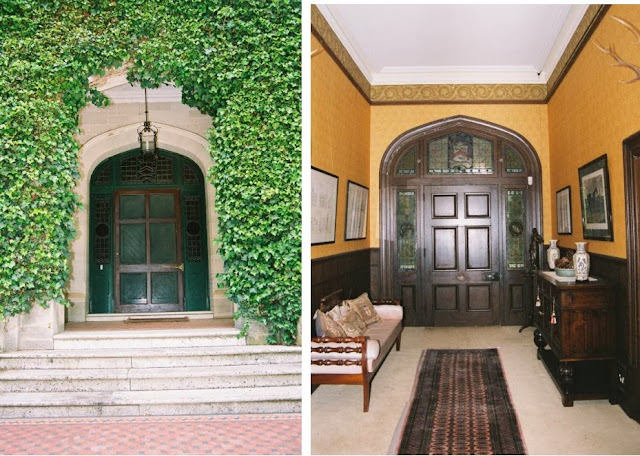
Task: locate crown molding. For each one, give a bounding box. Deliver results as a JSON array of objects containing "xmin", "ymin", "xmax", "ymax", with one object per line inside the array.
[{"xmin": 311, "ymin": 4, "xmax": 609, "ymax": 104}]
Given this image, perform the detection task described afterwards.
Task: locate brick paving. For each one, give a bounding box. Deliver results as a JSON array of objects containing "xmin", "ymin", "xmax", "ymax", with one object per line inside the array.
[{"xmin": 0, "ymin": 414, "xmax": 301, "ymax": 455}]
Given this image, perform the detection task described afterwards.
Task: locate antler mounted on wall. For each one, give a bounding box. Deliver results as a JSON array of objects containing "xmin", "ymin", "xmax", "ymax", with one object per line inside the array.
[{"xmin": 595, "ymin": 16, "xmax": 640, "ymax": 83}]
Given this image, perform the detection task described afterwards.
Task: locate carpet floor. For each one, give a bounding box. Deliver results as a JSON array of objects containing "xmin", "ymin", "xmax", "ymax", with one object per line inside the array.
[{"xmin": 395, "ymin": 349, "xmax": 525, "ymax": 455}]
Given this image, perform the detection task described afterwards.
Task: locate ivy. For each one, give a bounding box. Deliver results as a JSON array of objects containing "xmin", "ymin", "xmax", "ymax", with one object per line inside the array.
[{"xmin": 0, "ymin": 0, "xmax": 301, "ymax": 344}]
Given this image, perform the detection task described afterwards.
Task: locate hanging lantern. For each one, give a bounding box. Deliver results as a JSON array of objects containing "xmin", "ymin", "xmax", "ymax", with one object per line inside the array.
[{"xmin": 137, "ymin": 88, "xmax": 158, "ymax": 157}]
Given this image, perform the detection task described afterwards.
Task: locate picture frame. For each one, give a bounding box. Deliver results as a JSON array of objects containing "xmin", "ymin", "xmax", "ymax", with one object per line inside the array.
[
  {"xmin": 556, "ymin": 185, "xmax": 572, "ymax": 235},
  {"xmin": 578, "ymin": 154, "xmax": 613, "ymax": 241},
  {"xmin": 311, "ymin": 167, "xmax": 338, "ymax": 245},
  {"xmin": 345, "ymin": 180, "xmax": 369, "ymax": 240}
]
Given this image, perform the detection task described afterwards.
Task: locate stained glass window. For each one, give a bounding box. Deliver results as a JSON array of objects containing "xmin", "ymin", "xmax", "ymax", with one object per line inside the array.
[
  {"xmin": 427, "ymin": 133, "xmax": 494, "ymax": 174},
  {"xmin": 505, "ymin": 146, "xmax": 524, "ymax": 173},
  {"xmin": 506, "ymin": 190, "xmax": 526, "ymax": 269},
  {"xmin": 396, "ymin": 146, "xmax": 417, "ymax": 175},
  {"xmin": 397, "ymin": 190, "xmax": 416, "ymax": 270}
]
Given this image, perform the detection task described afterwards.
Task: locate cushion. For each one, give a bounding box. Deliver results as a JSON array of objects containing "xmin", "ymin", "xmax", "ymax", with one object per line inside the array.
[
  {"xmin": 335, "ymin": 309, "xmax": 367, "ymax": 337},
  {"xmin": 373, "ymin": 304, "xmax": 403, "ymax": 320},
  {"xmin": 345, "ymin": 293, "xmax": 380, "ymax": 326},
  {"xmin": 314, "ymin": 310, "xmax": 346, "ymax": 337},
  {"xmin": 327, "ymin": 303, "xmax": 349, "ymax": 321}
]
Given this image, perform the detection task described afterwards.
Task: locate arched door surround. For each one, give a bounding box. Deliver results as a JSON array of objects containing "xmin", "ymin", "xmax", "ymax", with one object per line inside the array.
[
  {"xmin": 67, "ymin": 123, "xmax": 234, "ymax": 323},
  {"xmin": 380, "ymin": 115, "xmax": 543, "ymax": 326}
]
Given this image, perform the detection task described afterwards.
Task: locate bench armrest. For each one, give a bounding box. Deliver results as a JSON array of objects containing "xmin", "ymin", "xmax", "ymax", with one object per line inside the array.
[
  {"xmin": 371, "ymin": 298, "xmax": 400, "ymax": 306},
  {"xmin": 311, "ymin": 336, "xmax": 370, "ymax": 375}
]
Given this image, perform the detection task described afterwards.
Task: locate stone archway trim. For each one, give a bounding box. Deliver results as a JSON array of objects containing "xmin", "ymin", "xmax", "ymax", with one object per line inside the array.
[{"xmin": 68, "ymin": 123, "xmax": 232, "ymax": 323}]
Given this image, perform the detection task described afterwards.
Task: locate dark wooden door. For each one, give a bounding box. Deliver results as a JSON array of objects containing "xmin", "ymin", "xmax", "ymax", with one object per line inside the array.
[
  {"xmin": 114, "ymin": 189, "xmax": 184, "ymax": 312},
  {"xmin": 382, "ymin": 119, "xmax": 538, "ymax": 328},
  {"xmin": 425, "ymin": 185, "xmax": 500, "ymax": 325}
]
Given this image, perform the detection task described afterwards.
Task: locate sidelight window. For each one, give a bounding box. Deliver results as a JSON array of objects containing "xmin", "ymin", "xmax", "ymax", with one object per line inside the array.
[{"xmin": 397, "ymin": 190, "xmax": 417, "ymax": 270}]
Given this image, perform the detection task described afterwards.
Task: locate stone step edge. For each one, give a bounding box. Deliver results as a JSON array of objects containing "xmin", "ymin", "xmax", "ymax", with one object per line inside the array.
[
  {"xmin": 0, "ymin": 386, "xmax": 302, "ymax": 406},
  {"xmin": 53, "ymin": 328, "xmax": 241, "ymax": 340},
  {"xmin": 0, "ymin": 345, "xmax": 301, "ymax": 359},
  {"xmin": 0, "ymin": 363, "xmax": 302, "ymax": 380}
]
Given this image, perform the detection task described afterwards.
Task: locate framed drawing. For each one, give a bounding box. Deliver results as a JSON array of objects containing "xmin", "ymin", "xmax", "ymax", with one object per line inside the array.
[
  {"xmin": 345, "ymin": 180, "xmax": 369, "ymax": 240},
  {"xmin": 556, "ymin": 186, "xmax": 572, "ymax": 235},
  {"xmin": 311, "ymin": 167, "xmax": 338, "ymax": 245},
  {"xmin": 578, "ymin": 154, "xmax": 613, "ymax": 241}
]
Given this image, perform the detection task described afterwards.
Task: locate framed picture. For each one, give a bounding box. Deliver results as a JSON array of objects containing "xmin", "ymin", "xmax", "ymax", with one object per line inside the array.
[
  {"xmin": 556, "ymin": 186, "xmax": 572, "ymax": 235},
  {"xmin": 311, "ymin": 167, "xmax": 338, "ymax": 245},
  {"xmin": 578, "ymin": 154, "xmax": 613, "ymax": 241},
  {"xmin": 345, "ymin": 180, "xmax": 369, "ymax": 240}
]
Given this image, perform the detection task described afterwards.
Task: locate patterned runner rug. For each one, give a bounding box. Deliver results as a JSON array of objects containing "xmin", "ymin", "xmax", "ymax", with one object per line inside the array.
[{"xmin": 395, "ymin": 349, "xmax": 526, "ymax": 455}]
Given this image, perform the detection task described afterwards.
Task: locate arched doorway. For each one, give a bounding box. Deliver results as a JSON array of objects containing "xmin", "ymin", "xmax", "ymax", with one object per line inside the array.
[
  {"xmin": 89, "ymin": 149, "xmax": 209, "ymax": 314},
  {"xmin": 380, "ymin": 116, "xmax": 542, "ymax": 326}
]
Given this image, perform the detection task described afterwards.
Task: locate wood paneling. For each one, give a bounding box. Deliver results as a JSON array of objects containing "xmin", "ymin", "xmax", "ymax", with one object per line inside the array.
[{"xmin": 311, "ymin": 249, "xmax": 371, "ymax": 337}]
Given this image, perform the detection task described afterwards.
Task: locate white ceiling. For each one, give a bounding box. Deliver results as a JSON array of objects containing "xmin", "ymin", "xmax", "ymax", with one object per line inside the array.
[{"xmin": 317, "ymin": 4, "xmax": 590, "ymax": 85}]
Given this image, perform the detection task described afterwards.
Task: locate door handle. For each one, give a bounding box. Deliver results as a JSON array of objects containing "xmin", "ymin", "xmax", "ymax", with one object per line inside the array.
[
  {"xmin": 484, "ymin": 272, "xmax": 500, "ymax": 281},
  {"xmin": 173, "ymin": 263, "xmax": 184, "ymax": 271}
]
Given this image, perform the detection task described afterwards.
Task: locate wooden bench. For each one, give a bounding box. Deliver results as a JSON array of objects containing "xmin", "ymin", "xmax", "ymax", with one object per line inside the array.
[{"xmin": 311, "ymin": 289, "xmax": 403, "ymax": 412}]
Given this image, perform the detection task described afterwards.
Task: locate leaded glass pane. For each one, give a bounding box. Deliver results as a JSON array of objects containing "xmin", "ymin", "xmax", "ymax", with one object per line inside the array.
[
  {"xmin": 94, "ymin": 162, "xmax": 112, "ymax": 186},
  {"xmin": 185, "ymin": 195, "xmax": 203, "ymax": 262},
  {"xmin": 120, "ymin": 224, "xmax": 146, "ymax": 264},
  {"xmin": 149, "ymin": 194, "xmax": 175, "ymax": 218},
  {"xmin": 505, "ymin": 147, "xmax": 524, "ymax": 173},
  {"xmin": 94, "ymin": 196, "xmax": 111, "ymax": 264},
  {"xmin": 120, "ymin": 194, "xmax": 145, "ymax": 219},
  {"xmin": 183, "ymin": 164, "xmax": 200, "ymax": 184},
  {"xmin": 427, "ymin": 133, "xmax": 494, "ymax": 174},
  {"xmin": 150, "ymin": 222, "xmax": 177, "ymax": 264},
  {"xmin": 397, "ymin": 190, "xmax": 416, "ymax": 270},
  {"xmin": 506, "ymin": 190, "xmax": 526, "ymax": 269},
  {"xmin": 396, "ymin": 146, "xmax": 417, "ymax": 175}
]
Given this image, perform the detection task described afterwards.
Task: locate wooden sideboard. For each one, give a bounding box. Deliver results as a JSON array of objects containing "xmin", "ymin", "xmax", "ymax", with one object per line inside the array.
[{"xmin": 533, "ymin": 271, "xmax": 616, "ymax": 406}]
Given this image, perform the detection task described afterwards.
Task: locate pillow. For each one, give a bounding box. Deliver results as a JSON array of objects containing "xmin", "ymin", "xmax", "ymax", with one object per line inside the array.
[
  {"xmin": 373, "ymin": 304, "xmax": 403, "ymax": 320},
  {"xmin": 315, "ymin": 310, "xmax": 346, "ymax": 337},
  {"xmin": 327, "ymin": 304, "xmax": 343, "ymax": 322},
  {"xmin": 345, "ymin": 293, "xmax": 380, "ymax": 326},
  {"xmin": 332, "ymin": 302, "xmax": 351, "ymax": 320},
  {"xmin": 335, "ymin": 309, "xmax": 367, "ymax": 337}
]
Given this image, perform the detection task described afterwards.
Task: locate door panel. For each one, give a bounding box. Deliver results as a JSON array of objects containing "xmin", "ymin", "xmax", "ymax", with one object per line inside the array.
[
  {"xmin": 426, "ymin": 185, "xmax": 499, "ymax": 326},
  {"xmin": 466, "ymin": 226, "xmax": 490, "ymax": 269},
  {"xmin": 115, "ymin": 189, "xmax": 183, "ymax": 313},
  {"xmin": 434, "ymin": 228, "xmax": 457, "ymax": 269}
]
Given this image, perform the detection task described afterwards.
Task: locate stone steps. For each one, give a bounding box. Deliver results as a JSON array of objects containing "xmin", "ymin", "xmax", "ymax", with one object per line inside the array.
[
  {"xmin": 0, "ymin": 363, "xmax": 302, "ymax": 392},
  {"xmin": 0, "ymin": 386, "xmax": 301, "ymax": 418},
  {"xmin": 0, "ymin": 327, "xmax": 302, "ymax": 418},
  {"xmin": 0, "ymin": 345, "xmax": 301, "ymax": 369},
  {"xmin": 53, "ymin": 328, "xmax": 244, "ymax": 349}
]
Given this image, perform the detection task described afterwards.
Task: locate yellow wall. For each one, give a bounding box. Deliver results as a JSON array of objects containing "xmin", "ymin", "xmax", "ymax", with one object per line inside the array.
[
  {"xmin": 548, "ymin": 4, "xmax": 640, "ymax": 259},
  {"xmin": 369, "ymin": 105, "xmax": 550, "ymax": 248},
  {"xmin": 311, "ymin": 35, "xmax": 371, "ymax": 259}
]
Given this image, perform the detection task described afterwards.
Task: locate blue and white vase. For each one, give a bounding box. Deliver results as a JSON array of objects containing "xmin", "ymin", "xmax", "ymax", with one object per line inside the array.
[
  {"xmin": 547, "ymin": 239, "xmax": 560, "ymax": 270},
  {"xmin": 574, "ymin": 242, "xmax": 590, "ymax": 281}
]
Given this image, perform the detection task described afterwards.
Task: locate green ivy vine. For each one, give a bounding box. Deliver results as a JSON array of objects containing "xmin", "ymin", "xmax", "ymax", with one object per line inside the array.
[{"xmin": 0, "ymin": 0, "xmax": 301, "ymax": 344}]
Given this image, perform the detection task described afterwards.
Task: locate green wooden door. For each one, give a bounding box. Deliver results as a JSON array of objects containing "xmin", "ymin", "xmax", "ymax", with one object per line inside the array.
[
  {"xmin": 90, "ymin": 150, "xmax": 210, "ymax": 314},
  {"xmin": 114, "ymin": 189, "xmax": 184, "ymax": 312}
]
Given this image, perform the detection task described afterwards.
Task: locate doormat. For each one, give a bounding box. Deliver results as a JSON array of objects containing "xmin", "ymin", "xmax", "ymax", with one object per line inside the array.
[
  {"xmin": 393, "ymin": 349, "xmax": 526, "ymax": 455},
  {"xmin": 125, "ymin": 316, "xmax": 190, "ymax": 323}
]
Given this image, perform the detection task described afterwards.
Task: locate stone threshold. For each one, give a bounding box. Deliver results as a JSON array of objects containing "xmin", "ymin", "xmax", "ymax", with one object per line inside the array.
[{"xmin": 85, "ymin": 311, "xmax": 216, "ymax": 322}]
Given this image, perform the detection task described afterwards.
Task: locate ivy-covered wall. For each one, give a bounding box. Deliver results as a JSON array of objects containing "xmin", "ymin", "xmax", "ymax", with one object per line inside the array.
[{"xmin": 0, "ymin": 0, "xmax": 301, "ymax": 344}]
